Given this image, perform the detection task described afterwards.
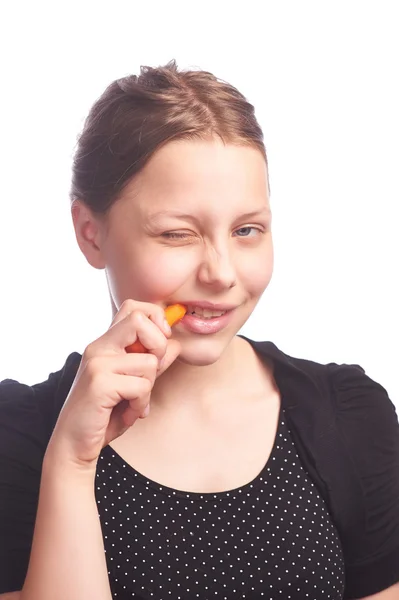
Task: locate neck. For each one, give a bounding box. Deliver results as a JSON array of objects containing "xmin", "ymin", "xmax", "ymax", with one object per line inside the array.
[{"xmin": 151, "ymin": 336, "xmax": 271, "ymax": 412}]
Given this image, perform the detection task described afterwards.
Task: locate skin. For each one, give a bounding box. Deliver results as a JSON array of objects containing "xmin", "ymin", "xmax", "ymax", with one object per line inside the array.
[{"xmin": 71, "ymin": 137, "xmax": 274, "ymax": 391}]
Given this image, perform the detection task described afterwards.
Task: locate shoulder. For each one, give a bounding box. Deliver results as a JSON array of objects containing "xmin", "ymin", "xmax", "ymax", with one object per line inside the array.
[
  {"xmin": 250, "ymin": 337, "xmax": 398, "ymax": 470},
  {"xmin": 0, "ymin": 352, "xmax": 81, "ymax": 595},
  {"xmin": 246, "ymin": 336, "xmax": 396, "ymax": 414},
  {"xmin": 325, "ymin": 359, "xmax": 398, "ymax": 454},
  {"xmin": 0, "ymin": 352, "xmax": 82, "ymax": 453},
  {"xmin": 247, "ymin": 338, "xmax": 399, "ymax": 597}
]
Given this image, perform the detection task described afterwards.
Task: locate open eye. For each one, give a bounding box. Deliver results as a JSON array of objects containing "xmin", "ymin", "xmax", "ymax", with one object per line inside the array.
[{"xmin": 233, "ymin": 226, "xmax": 263, "ymax": 237}]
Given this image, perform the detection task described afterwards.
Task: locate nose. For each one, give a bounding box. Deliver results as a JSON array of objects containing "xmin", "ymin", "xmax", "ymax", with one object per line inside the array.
[{"xmin": 197, "ymin": 242, "xmax": 237, "ymax": 290}]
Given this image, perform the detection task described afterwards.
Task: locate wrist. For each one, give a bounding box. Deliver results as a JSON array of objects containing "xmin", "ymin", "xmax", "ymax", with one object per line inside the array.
[{"xmin": 43, "ymin": 440, "xmax": 98, "ymax": 481}]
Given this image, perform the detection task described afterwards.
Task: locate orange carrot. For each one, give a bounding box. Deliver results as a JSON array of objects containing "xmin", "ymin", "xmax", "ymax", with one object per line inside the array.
[
  {"xmin": 164, "ymin": 303, "xmax": 187, "ymax": 327},
  {"xmin": 125, "ymin": 303, "xmax": 186, "ymax": 354}
]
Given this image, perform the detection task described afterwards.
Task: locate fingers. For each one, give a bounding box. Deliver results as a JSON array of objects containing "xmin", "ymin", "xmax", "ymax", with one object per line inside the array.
[
  {"xmin": 110, "ymin": 299, "xmax": 170, "ymax": 337},
  {"xmin": 81, "ymin": 346, "xmax": 178, "ymax": 421},
  {"xmin": 80, "ymin": 299, "xmax": 181, "ymax": 428},
  {"xmin": 156, "ymin": 339, "xmax": 182, "ymax": 377},
  {"xmin": 87, "ymin": 352, "xmax": 159, "ymax": 387},
  {"xmin": 80, "ymin": 355, "xmax": 155, "ymax": 419},
  {"xmin": 87, "ymin": 307, "xmax": 169, "ymax": 362}
]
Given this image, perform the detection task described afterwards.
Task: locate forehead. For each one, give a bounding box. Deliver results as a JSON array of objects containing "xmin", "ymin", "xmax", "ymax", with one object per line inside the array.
[{"xmin": 120, "ymin": 138, "xmax": 270, "ymax": 217}]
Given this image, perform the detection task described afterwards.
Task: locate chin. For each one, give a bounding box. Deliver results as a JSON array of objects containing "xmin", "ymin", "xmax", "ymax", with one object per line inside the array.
[{"xmin": 175, "ymin": 336, "xmax": 234, "ymax": 367}]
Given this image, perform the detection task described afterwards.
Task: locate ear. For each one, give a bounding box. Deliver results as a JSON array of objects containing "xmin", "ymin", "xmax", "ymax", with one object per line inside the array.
[{"xmin": 71, "ymin": 200, "xmax": 107, "ymax": 269}]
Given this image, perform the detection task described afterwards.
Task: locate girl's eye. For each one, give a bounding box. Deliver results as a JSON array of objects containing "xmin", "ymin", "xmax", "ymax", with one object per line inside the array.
[
  {"xmin": 162, "ymin": 227, "xmax": 264, "ymax": 240},
  {"xmin": 161, "ymin": 232, "xmax": 191, "ymax": 240},
  {"xmin": 234, "ymin": 226, "xmax": 262, "ymax": 237}
]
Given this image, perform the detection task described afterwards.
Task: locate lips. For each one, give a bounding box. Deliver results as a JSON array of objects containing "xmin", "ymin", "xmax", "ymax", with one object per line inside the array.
[{"xmin": 176, "ymin": 303, "xmax": 237, "ymax": 335}]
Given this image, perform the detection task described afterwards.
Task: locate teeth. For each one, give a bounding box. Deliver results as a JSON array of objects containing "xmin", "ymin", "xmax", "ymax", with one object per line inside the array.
[{"xmin": 187, "ymin": 305, "xmax": 227, "ymax": 319}]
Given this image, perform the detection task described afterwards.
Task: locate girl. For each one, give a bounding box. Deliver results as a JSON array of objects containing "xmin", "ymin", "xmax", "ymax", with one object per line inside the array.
[{"xmin": 1, "ymin": 61, "xmax": 398, "ymax": 600}]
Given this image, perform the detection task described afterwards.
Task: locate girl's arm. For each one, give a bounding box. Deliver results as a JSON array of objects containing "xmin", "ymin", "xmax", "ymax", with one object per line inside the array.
[{"xmin": 20, "ymin": 451, "xmax": 111, "ymax": 600}]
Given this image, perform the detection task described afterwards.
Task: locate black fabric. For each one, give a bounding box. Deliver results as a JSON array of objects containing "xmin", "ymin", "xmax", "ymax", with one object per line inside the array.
[
  {"xmin": 0, "ymin": 340, "xmax": 398, "ymax": 598},
  {"xmin": 0, "ymin": 354, "xmax": 80, "ymax": 592},
  {"xmin": 96, "ymin": 409, "xmax": 345, "ymax": 598}
]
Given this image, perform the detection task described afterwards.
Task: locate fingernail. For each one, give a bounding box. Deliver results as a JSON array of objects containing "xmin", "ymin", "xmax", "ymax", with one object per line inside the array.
[
  {"xmin": 158, "ymin": 357, "xmax": 165, "ymax": 371},
  {"xmin": 142, "ymin": 404, "xmax": 150, "ymax": 418}
]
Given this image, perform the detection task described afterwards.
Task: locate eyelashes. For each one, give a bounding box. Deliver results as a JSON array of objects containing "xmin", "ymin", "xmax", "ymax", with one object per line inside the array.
[
  {"xmin": 161, "ymin": 232, "xmax": 192, "ymax": 240},
  {"xmin": 233, "ymin": 226, "xmax": 263, "ymax": 238},
  {"xmin": 161, "ymin": 226, "xmax": 265, "ymax": 241}
]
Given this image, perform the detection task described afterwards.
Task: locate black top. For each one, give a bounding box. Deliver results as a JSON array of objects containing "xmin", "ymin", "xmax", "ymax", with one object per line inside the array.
[
  {"xmin": 98, "ymin": 407, "xmax": 345, "ymax": 599},
  {"xmin": 0, "ymin": 338, "xmax": 398, "ymax": 599}
]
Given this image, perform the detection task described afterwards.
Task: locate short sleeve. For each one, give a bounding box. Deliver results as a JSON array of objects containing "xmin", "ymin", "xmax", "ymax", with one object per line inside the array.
[
  {"xmin": 0, "ymin": 353, "xmax": 80, "ymax": 593},
  {"xmin": 328, "ymin": 363, "xmax": 399, "ymax": 599},
  {"xmin": 0, "ymin": 380, "xmax": 48, "ymax": 592}
]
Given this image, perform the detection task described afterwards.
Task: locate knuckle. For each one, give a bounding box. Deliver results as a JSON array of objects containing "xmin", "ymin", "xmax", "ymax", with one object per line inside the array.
[
  {"xmin": 150, "ymin": 346, "xmax": 167, "ymax": 364},
  {"xmin": 153, "ymin": 304, "xmax": 166, "ymax": 321},
  {"xmin": 83, "ymin": 343, "xmax": 96, "ymax": 361},
  {"xmin": 84, "ymin": 356, "xmax": 102, "ymax": 379},
  {"xmin": 121, "ymin": 298, "xmax": 137, "ymax": 313},
  {"xmin": 144, "ymin": 353, "xmax": 159, "ymax": 370},
  {"xmin": 129, "ymin": 310, "xmax": 144, "ymax": 326}
]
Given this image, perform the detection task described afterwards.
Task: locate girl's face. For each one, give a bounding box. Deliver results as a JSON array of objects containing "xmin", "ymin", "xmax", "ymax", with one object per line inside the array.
[{"xmin": 81, "ymin": 138, "xmax": 273, "ymax": 365}]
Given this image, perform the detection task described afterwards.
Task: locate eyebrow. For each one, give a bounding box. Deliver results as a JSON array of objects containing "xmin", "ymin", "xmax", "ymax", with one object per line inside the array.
[{"xmin": 147, "ymin": 207, "xmax": 272, "ymax": 222}]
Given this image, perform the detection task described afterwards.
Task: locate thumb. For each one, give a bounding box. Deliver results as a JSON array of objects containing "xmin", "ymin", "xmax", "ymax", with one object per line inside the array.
[{"xmin": 157, "ymin": 339, "xmax": 181, "ymax": 376}]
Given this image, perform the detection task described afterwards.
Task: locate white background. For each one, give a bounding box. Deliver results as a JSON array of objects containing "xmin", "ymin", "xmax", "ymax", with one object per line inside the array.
[{"xmin": 0, "ymin": 1, "xmax": 397, "ymax": 406}]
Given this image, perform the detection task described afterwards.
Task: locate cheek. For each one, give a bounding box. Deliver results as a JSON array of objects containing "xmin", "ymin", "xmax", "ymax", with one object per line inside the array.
[
  {"xmin": 238, "ymin": 247, "xmax": 274, "ymax": 296},
  {"xmin": 123, "ymin": 248, "xmax": 198, "ymax": 303}
]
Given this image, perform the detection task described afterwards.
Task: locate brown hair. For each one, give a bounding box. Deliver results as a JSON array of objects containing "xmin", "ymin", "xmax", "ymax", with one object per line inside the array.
[{"xmin": 70, "ymin": 60, "xmax": 267, "ymax": 216}]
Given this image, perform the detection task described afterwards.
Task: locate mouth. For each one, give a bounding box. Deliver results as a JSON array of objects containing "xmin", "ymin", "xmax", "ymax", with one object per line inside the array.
[
  {"xmin": 176, "ymin": 302, "xmax": 238, "ymax": 335},
  {"xmin": 185, "ymin": 305, "xmax": 229, "ymax": 319}
]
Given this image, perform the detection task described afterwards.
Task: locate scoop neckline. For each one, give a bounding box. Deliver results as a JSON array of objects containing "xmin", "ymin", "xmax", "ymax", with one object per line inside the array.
[{"xmin": 101, "ymin": 403, "xmax": 285, "ymax": 500}]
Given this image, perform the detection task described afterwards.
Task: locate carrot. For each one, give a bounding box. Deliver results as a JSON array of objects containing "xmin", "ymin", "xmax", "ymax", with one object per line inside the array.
[
  {"xmin": 125, "ymin": 303, "xmax": 186, "ymax": 354},
  {"xmin": 164, "ymin": 303, "xmax": 187, "ymax": 327}
]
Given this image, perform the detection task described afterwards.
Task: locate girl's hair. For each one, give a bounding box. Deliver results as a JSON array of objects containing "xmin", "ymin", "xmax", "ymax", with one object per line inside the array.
[{"xmin": 70, "ymin": 60, "xmax": 267, "ymax": 216}]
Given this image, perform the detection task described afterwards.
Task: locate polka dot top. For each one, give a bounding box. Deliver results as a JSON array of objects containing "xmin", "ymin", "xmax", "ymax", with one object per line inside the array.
[{"xmin": 95, "ymin": 407, "xmax": 345, "ymax": 599}]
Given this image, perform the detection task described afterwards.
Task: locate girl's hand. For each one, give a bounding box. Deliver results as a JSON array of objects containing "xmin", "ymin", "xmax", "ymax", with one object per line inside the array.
[{"xmin": 46, "ymin": 300, "xmax": 181, "ymax": 469}]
